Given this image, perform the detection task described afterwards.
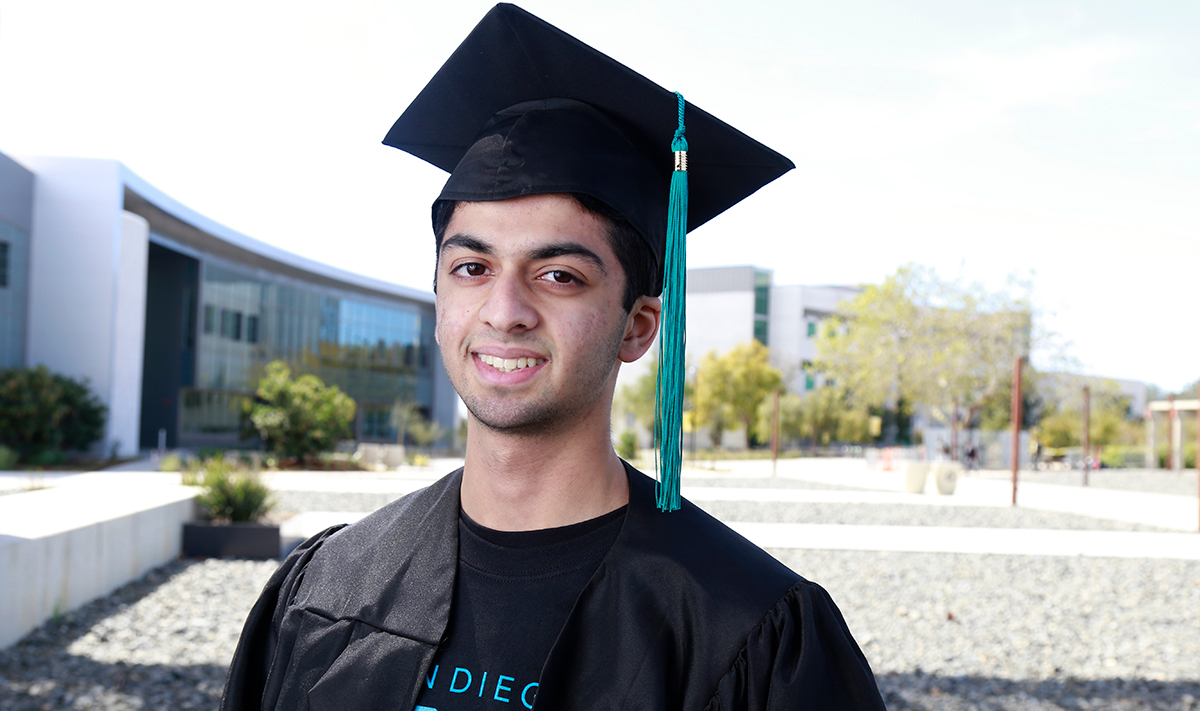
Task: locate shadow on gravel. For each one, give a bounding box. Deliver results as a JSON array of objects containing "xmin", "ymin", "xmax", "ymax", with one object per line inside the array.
[
  {"xmin": 0, "ymin": 656, "xmax": 228, "ymax": 710},
  {"xmin": 878, "ymin": 671, "xmax": 1200, "ymax": 710},
  {"xmin": 0, "ymin": 560, "xmax": 231, "ymax": 710}
]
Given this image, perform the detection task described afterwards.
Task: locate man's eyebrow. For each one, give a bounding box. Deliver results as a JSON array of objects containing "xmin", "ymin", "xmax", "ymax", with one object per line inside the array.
[
  {"xmin": 530, "ymin": 242, "xmax": 608, "ymax": 277},
  {"xmin": 440, "ymin": 234, "xmax": 493, "ymax": 255}
]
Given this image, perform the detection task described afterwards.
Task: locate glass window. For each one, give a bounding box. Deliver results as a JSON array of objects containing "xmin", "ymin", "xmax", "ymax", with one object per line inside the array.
[
  {"xmin": 0, "ymin": 241, "xmax": 8, "ymax": 288},
  {"xmin": 806, "ymin": 320, "xmax": 817, "ymax": 338},
  {"xmin": 246, "ymin": 315, "xmax": 259, "ymax": 344},
  {"xmin": 203, "ymin": 305, "xmax": 215, "ymax": 333},
  {"xmin": 753, "ymin": 319, "xmax": 768, "ymax": 345},
  {"xmin": 753, "ymin": 270, "xmax": 770, "ymax": 317}
]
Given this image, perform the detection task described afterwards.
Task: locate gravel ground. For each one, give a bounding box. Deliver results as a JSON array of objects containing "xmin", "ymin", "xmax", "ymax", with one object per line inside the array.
[
  {"xmin": 4, "ymin": 471, "xmax": 1199, "ymax": 710},
  {"xmin": 698, "ymin": 501, "xmax": 1176, "ymax": 532},
  {"xmin": 974, "ymin": 469, "xmax": 1199, "ymax": 498}
]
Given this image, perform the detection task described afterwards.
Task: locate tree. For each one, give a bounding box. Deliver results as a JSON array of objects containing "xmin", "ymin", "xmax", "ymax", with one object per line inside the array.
[
  {"xmin": 247, "ymin": 361, "xmax": 356, "ymax": 461},
  {"xmin": 693, "ymin": 342, "xmax": 782, "ymax": 448},
  {"xmin": 0, "ymin": 365, "xmax": 107, "ymax": 459},
  {"xmin": 615, "ymin": 358, "xmax": 659, "ymax": 438},
  {"xmin": 754, "ymin": 392, "xmax": 805, "ymax": 447},
  {"xmin": 1035, "ymin": 377, "xmax": 1137, "ymax": 448},
  {"xmin": 815, "ymin": 264, "xmax": 1031, "ymax": 452}
]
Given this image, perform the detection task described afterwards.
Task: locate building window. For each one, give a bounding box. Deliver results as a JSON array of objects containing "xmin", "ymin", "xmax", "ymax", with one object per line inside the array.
[
  {"xmin": 807, "ymin": 320, "xmax": 817, "ymax": 338},
  {"xmin": 803, "ymin": 360, "xmax": 814, "ymax": 391},
  {"xmin": 203, "ymin": 305, "xmax": 215, "ymax": 334},
  {"xmin": 246, "ymin": 315, "xmax": 260, "ymax": 344},
  {"xmin": 0, "ymin": 241, "xmax": 8, "ymax": 288},
  {"xmin": 754, "ymin": 319, "xmax": 768, "ymax": 345},
  {"xmin": 754, "ymin": 270, "xmax": 770, "ymax": 317},
  {"xmin": 220, "ymin": 309, "xmax": 243, "ymax": 340}
]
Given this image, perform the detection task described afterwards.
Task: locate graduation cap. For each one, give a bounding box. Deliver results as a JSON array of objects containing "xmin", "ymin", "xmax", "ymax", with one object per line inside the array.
[{"xmin": 384, "ymin": 3, "xmax": 793, "ymax": 511}]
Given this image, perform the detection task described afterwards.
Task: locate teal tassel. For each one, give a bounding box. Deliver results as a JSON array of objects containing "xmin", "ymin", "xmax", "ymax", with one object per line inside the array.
[{"xmin": 655, "ymin": 92, "xmax": 688, "ymax": 513}]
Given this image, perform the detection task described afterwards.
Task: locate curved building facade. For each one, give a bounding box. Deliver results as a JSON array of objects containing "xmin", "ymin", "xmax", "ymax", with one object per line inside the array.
[{"xmin": 10, "ymin": 154, "xmax": 456, "ymax": 455}]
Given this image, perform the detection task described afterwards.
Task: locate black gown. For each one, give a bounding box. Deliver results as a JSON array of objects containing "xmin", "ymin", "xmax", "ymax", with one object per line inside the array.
[{"xmin": 221, "ymin": 465, "xmax": 886, "ymax": 711}]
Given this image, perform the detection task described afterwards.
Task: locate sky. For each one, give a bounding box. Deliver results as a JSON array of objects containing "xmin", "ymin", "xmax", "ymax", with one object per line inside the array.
[{"xmin": 1, "ymin": 0, "xmax": 1197, "ymax": 393}]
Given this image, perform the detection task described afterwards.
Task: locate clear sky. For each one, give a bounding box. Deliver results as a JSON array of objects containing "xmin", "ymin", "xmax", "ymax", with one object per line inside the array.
[{"xmin": 2, "ymin": 0, "xmax": 1197, "ymax": 392}]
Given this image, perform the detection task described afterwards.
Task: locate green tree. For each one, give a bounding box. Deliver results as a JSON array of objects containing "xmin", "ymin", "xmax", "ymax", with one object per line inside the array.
[
  {"xmin": 693, "ymin": 342, "xmax": 782, "ymax": 448},
  {"xmin": 1036, "ymin": 378, "xmax": 1136, "ymax": 448},
  {"xmin": 247, "ymin": 361, "xmax": 356, "ymax": 461},
  {"xmin": 815, "ymin": 264, "xmax": 1031, "ymax": 448},
  {"xmin": 0, "ymin": 365, "xmax": 107, "ymax": 459},
  {"xmin": 754, "ymin": 392, "xmax": 805, "ymax": 447},
  {"xmin": 615, "ymin": 358, "xmax": 659, "ymax": 438}
]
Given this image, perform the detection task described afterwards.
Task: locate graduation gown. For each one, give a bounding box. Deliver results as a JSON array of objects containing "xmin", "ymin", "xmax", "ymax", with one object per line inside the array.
[{"xmin": 221, "ymin": 466, "xmax": 885, "ymax": 711}]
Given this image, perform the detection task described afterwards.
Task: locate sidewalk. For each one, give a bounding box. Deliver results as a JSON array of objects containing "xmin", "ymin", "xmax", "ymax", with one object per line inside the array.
[{"xmin": 5, "ymin": 457, "xmax": 1198, "ymax": 560}]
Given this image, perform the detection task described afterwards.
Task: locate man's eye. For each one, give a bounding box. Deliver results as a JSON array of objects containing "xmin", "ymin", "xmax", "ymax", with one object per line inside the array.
[
  {"xmin": 454, "ymin": 263, "xmax": 487, "ymax": 277},
  {"xmin": 542, "ymin": 270, "xmax": 577, "ymax": 284}
]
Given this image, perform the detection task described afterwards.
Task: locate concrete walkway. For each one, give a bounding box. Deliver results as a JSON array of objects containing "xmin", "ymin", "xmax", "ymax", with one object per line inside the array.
[{"xmin": 5, "ymin": 457, "xmax": 1199, "ymax": 560}]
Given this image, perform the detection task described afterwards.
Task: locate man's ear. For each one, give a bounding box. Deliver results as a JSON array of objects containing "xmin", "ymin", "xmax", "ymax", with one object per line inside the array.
[{"xmin": 618, "ymin": 295, "xmax": 661, "ymax": 364}]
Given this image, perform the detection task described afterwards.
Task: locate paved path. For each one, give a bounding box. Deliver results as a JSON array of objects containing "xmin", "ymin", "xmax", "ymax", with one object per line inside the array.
[{"xmin": 5, "ymin": 457, "xmax": 1199, "ymax": 559}]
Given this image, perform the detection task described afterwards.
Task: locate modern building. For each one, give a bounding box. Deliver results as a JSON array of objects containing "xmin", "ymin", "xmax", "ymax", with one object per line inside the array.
[
  {"xmin": 615, "ymin": 265, "xmax": 859, "ymax": 447},
  {"xmin": 2, "ymin": 153, "xmax": 457, "ymax": 456},
  {"xmin": 0, "ymin": 153, "xmax": 33, "ymax": 370},
  {"xmin": 621, "ymin": 265, "xmax": 858, "ymax": 395}
]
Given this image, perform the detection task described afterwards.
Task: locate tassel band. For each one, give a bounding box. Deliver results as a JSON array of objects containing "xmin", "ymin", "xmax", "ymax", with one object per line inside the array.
[{"xmin": 674, "ymin": 151, "xmax": 688, "ymax": 172}]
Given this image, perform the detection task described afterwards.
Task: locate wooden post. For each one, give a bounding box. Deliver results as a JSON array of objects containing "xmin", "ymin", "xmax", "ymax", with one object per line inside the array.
[
  {"xmin": 1169, "ymin": 394, "xmax": 1177, "ymax": 471},
  {"xmin": 770, "ymin": 389, "xmax": 780, "ymax": 477},
  {"xmin": 1011, "ymin": 356, "xmax": 1023, "ymax": 506},
  {"xmin": 1082, "ymin": 385, "xmax": 1091, "ymax": 486}
]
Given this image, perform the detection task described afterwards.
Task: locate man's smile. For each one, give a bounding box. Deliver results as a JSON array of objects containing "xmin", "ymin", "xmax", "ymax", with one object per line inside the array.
[{"xmin": 475, "ymin": 353, "xmax": 548, "ymax": 373}]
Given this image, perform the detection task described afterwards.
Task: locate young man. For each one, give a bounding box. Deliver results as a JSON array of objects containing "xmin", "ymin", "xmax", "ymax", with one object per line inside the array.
[{"xmin": 222, "ymin": 6, "xmax": 885, "ymax": 710}]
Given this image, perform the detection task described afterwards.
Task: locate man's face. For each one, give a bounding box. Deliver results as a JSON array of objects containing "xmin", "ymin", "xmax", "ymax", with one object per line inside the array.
[{"xmin": 434, "ymin": 193, "xmax": 649, "ymax": 435}]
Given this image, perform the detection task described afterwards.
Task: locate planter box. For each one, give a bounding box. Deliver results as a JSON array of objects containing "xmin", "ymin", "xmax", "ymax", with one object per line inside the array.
[
  {"xmin": 932, "ymin": 462, "xmax": 962, "ymax": 495},
  {"xmin": 182, "ymin": 521, "xmax": 281, "ymax": 560},
  {"xmin": 904, "ymin": 462, "xmax": 930, "ymax": 494}
]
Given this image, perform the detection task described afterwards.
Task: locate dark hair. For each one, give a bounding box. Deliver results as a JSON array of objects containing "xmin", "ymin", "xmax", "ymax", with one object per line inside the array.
[{"xmin": 432, "ymin": 194, "xmax": 660, "ymax": 312}]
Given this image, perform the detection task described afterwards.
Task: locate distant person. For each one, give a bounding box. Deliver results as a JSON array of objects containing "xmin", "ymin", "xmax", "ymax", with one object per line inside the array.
[{"xmin": 221, "ymin": 5, "xmax": 884, "ymax": 711}]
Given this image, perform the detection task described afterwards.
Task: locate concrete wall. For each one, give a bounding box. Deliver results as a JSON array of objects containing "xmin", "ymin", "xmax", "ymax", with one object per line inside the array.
[
  {"xmin": 0, "ymin": 483, "xmax": 195, "ymax": 649},
  {"xmin": 21, "ymin": 157, "xmax": 147, "ymax": 457}
]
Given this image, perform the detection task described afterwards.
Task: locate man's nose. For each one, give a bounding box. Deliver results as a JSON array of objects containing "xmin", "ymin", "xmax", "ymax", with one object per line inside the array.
[{"xmin": 478, "ymin": 273, "xmax": 538, "ymax": 332}]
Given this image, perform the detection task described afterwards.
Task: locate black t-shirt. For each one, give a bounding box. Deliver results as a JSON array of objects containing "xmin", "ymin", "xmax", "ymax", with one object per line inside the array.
[{"xmin": 414, "ymin": 506, "xmax": 625, "ymax": 711}]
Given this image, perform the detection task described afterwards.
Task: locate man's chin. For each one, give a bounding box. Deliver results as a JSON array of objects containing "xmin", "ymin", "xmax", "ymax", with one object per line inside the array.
[{"xmin": 467, "ymin": 405, "xmax": 561, "ymax": 437}]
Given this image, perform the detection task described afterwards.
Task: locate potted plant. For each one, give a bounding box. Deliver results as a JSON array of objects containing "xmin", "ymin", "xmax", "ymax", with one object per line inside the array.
[{"xmin": 181, "ymin": 455, "xmax": 280, "ymax": 559}]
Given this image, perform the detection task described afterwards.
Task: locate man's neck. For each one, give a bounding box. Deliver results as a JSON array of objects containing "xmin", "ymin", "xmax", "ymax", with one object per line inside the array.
[{"xmin": 459, "ymin": 416, "xmax": 630, "ymax": 532}]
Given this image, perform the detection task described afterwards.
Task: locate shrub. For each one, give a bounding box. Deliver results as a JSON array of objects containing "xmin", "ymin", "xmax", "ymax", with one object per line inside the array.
[
  {"xmin": 617, "ymin": 431, "xmax": 638, "ymax": 460},
  {"xmin": 245, "ymin": 361, "xmax": 356, "ymax": 462},
  {"xmin": 184, "ymin": 456, "xmax": 274, "ymax": 523},
  {"xmin": 0, "ymin": 366, "xmax": 107, "ymax": 459},
  {"xmin": 158, "ymin": 452, "xmax": 184, "ymax": 472},
  {"xmin": 0, "ymin": 445, "xmax": 17, "ymax": 470}
]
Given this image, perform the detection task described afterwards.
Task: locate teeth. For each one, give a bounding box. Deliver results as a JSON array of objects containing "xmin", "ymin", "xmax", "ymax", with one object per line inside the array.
[{"xmin": 479, "ymin": 354, "xmax": 544, "ymax": 373}]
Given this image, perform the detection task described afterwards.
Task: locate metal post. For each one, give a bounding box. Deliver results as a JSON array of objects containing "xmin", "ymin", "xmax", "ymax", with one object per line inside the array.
[
  {"xmin": 1082, "ymin": 385, "xmax": 1091, "ymax": 486},
  {"xmin": 1011, "ymin": 356, "xmax": 1023, "ymax": 506}
]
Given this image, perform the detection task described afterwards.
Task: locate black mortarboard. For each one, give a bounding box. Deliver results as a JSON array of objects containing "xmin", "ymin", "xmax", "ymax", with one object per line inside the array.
[{"xmin": 383, "ymin": 3, "xmax": 793, "ymax": 510}]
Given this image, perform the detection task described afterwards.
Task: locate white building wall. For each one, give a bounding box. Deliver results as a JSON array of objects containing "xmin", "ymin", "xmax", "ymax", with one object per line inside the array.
[
  {"xmin": 23, "ymin": 157, "xmax": 144, "ymax": 456},
  {"xmin": 109, "ymin": 212, "xmax": 149, "ymax": 456},
  {"xmin": 768, "ymin": 284, "xmax": 804, "ymax": 388}
]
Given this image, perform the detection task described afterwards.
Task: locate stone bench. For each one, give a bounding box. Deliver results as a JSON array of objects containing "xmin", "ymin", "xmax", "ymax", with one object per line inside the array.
[{"xmin": 0, "ymin": 478, "xmax": 195, "ymax": 649}]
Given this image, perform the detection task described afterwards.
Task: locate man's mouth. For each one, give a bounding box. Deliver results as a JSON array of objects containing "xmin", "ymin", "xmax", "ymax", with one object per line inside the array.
[{"xmin": 477, "ymin": 354, "xmax": 546, "ymax": 373}]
